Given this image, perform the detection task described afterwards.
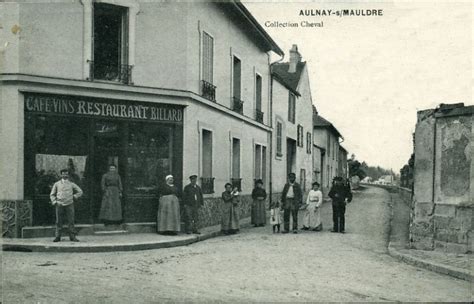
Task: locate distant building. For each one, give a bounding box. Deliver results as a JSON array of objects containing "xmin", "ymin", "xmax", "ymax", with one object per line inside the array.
[
  {"xmin": 312, "ymin": 111, "xmax": 344, "ymax": 196},
  {"xmin": 270, "ymin": 45, "xmax": 314, "ymax": 195},
  {"xmin": 338, "ymin": 145, "xmax": 349, "ymax": 179}
]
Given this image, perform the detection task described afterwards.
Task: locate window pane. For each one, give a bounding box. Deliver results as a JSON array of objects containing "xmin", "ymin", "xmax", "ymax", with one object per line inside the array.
[
  {"xmin": 32, "ymin": 116, "xmax": 89, "ymax": 196},
  {"xmin": 202, "ymin": 32, "xmax": 214, "ymax": 84},
  {"xmin": 127, "ymin": 123, "xmax": 173, "ymax": 194}
]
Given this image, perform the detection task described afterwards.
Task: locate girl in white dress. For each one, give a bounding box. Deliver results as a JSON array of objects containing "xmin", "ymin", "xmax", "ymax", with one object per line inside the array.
[
  {"xmin": 302, "ymin": 182, "xmax": 323, "ymax": 231},
  {"xmin": 269, "ymin": 200, "xmax": 282, "ymax": 233}
]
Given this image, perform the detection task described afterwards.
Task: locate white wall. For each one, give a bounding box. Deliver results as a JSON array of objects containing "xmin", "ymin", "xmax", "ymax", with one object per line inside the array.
[
  {"xmin": 271, "ymin": 65, "xmax": 314, "ymax": 195},
  {"xmin": 183, "ymin": 101, "xmax": 270, "ymax": 196}
]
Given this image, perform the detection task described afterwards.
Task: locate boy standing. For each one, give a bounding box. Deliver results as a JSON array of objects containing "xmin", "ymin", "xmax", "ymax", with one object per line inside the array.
[{"xmin": 50, "ymin": 169, "xmax": 83, "ymax": 242}]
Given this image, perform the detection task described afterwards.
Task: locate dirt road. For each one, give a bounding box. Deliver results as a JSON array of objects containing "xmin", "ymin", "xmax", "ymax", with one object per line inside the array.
[{"xmin": 1, "ymin": 187, "xmax": 470, "ymax": 302}]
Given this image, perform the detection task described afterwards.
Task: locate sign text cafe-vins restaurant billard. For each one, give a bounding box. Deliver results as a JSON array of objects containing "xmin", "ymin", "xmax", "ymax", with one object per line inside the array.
[{"xmin": 24, "ymin": 93, "xmax": 184, "ymax": 225}]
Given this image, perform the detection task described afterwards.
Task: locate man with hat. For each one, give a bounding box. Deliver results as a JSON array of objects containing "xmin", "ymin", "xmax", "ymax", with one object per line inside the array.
[
  {"xmin": 328, "ymin": 176, "xmax": 353, "ymax": 233},
  {"xmin": 281, "ymin": 173, "xmax": 303, "ymax": 234},
  {"xmin": 183, "ymin": 174, "xmax": 204, "ymax": 234}
]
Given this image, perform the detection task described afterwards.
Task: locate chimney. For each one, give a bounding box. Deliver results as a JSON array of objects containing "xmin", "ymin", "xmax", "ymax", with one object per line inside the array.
[{"xmin": 288, "ymin": 44, "xmax": 301, "ymax": 73}]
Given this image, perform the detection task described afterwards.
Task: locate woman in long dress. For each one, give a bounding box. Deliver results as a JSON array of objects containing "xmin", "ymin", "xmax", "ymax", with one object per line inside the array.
[
  {"xmin": 221, "ymin": 183, "xmax": 240, "ymax": 235},
  {"xmin": 157, "ymin": 175, "xmax": 181, "ymax": 235},
  {"xmin": 302, "ymin": 182, "xmax": 323, "ymax": 231},
  {"xmin": 251, "ymin": 179, "xmax": 267, "ymax": 227},
  {"xmin": 99, "ymin": 164, "xmax": 123, "ymax": 224}
]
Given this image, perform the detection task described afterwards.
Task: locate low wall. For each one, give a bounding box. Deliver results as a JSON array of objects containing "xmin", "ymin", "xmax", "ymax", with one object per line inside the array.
[
  {"xmin": 1, "ymin": 200, "xmax": 33, "ymax": 238},
  {"xmin": 197, "ymin": 194, "xmax": 254, "ymax": 228}
]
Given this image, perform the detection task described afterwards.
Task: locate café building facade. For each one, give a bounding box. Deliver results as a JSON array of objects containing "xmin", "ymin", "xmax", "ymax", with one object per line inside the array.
[{"xmin": 0, "ymin": 1, "xmax": 283, "ymax": 234}]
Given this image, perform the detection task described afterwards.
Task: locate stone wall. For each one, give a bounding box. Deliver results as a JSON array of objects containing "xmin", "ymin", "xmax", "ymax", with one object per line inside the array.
[
  {"xmin": 1, "ymin": 200, "xmax": 33, "ymax": 238},
  {"xmin": 411, "ymin": 105, "xmax": 473, "ymax": 253},
  {"xmin": 196, "ymin": 194, "xmax": 255, "ymax": 229}
]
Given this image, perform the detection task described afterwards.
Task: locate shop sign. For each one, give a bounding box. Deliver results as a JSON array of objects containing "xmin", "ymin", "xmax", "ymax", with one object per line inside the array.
[{"xmin": 24, "ymin": 93, "xmax": 183, "ymax": 123}]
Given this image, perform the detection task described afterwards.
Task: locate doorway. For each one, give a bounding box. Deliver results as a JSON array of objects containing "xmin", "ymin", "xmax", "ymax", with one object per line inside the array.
[
  {"xmin": 286, "ymin": 138, "xmax": 296, "ymax": 176},
  {"xmin": 92, "ymin": 121, "xmax": 125, "ymax": 222}
]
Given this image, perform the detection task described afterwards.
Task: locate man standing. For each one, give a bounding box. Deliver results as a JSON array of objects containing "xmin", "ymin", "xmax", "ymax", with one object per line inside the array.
[
  {"xmin": 328, "ymin": 176, "xmax": 353, "ymax": 233},
  {"xmin": 183, "ymin": 175, "xmax": 204, "ymax": 234},
  {"xmin": 281, "ymin": 173, "xmax": 303, "ymax": 234},
  {"xmin": 50, "ymin": 169, "xmax": 83, "ymax": 242}
]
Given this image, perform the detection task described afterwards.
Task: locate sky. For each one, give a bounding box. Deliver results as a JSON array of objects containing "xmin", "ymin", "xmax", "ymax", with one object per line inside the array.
[{"xmin": 245, "ymin": 0, "xmax": 472, "ymax": 171}]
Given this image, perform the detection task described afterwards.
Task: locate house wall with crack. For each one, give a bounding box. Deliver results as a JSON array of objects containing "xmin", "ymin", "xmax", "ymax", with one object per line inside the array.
[{"xmin": 411, "ymin": 104, "xmax": 473, "ymax": 253}]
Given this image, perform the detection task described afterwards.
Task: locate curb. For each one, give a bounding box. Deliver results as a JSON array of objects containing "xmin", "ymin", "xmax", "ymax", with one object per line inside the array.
[
  {"xmin": 385, "ymin": 188, "xmax": 472, "ymax": 282},
  {"xmin": 387, "ymin": 243, "xmax": 473, "ymax": 282},
  {"xmin": 2, "ymin": 220, "xmax": 252, "ymax": 253}
]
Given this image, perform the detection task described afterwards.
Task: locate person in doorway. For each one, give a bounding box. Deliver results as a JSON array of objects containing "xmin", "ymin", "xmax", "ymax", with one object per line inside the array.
[
  {"xmin": 302, "ymin": 182, "xmax": 323, "ymax": 231},
  {"xmin": 183, "ymin": 175, "xmax": 204, "ymax": 234},
  {"xmin": 99, "ymin": 164, "xmax": 123, "ymax": 225},
  {"xmin": 157, "ymin": 175, "xmax": 181, "ymax": 235},
  {"xmin": 221, "ymin": 183, "xmax": 240, "ymax": 235},
  {"xmin": 251, "ymin": 179, "xmax": 267, "ymax": 227},
  {"xmin": 281, "ymin": 173, "xmax": 303, "ymax": 234},
  {"xmin": 50, "ymin": 169, "xmax": 83, "ymax": 242},
  {"xmin": 328, "ymin": 176, "xmax": 353, "ymax": 233}
]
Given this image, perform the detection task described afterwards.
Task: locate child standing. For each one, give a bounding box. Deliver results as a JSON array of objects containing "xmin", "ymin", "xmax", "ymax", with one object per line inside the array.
[{"xmin": 270, "ymin": 200, "xmax": 282, "ymax": 233}]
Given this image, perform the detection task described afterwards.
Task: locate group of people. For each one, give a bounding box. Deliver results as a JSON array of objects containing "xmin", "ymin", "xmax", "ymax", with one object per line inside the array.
[{"xmin": 49, "ymin": 166, "xmax": 352, "ymax": 242}]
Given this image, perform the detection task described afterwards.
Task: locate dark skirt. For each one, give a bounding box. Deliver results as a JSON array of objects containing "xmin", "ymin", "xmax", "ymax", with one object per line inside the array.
[
  {"xmin": 99, "ymin": 186, "xmax": 122, "ymax": 222},
  {"xmin": 157, "ymin": 194, "xmax": 181, "ymax": 233},
  {"xmin": 251, "ymin": 199, "xmax": 266, "ymax": 225},
  {"xmin": 221, "ymin": 202, "xmax": 239, "ymax": 232}
]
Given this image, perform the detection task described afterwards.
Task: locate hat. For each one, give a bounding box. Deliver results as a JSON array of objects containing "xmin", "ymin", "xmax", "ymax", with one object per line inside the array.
[
  {"xmin": 165, "ymin": 175, "xmax": 173, "ymax": 181},
  {"xmin": 189, "ymin": 175, "xmax": 198, "ymax": 179}
]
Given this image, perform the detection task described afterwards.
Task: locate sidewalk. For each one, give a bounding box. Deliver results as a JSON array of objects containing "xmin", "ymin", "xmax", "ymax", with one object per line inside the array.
[
  {"xmin": 386, "ymin": 188, "xmax": 472, "ymax": 282},
  {"xmin": 2, "ymin": 217, "xmax": 251, "ymax": 253}
]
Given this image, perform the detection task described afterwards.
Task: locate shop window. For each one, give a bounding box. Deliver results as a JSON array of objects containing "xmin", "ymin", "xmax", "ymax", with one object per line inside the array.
[
  {"xmin": 201, "ymin": 129, "xmax": 214, "ymax": 194},
  {"xmin": 127, "ymin": 123, "xmax": 173, "ymax": 195},
  {"xmin": 92, "ymin": 3, "xmax": 131, "ymax": 84},
  {"xmin": 231, "ymin": 138, "xmax": 241, "ymax": 191},
  {"xmin": 201, "ymin": 31, "xmax": 215, "ymax": 101},
  {"xmin": 288, "ymin": 93, "xmax": 296, "ymax": 123},
  {"xmin": 31, "ymin": 116, "xmax": 89, "ymax": 196}
]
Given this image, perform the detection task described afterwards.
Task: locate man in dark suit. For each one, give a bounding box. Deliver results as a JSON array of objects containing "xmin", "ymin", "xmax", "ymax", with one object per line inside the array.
[
  {"xmin": 281, "ymin": 173, "xmax": 303, "ymax": 234},
  {"xmin": 183, "ymin": 175, "xmax": 204, "ymax": 234},
  {"xmin": 328, "ymin": 176, "xmax": 353, "ymax": 233}
]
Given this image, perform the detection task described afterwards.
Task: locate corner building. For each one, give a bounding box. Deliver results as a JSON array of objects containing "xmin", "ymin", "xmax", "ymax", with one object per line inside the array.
[{"xmin": 0, "ymin": 1, "xmax": 283, "ymax": 231}]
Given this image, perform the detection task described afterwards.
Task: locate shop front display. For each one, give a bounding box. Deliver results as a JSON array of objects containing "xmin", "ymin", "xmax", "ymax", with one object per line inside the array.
[{"xmin": 24, "ymin": 93, "xmax": 184, "ymax": 225}]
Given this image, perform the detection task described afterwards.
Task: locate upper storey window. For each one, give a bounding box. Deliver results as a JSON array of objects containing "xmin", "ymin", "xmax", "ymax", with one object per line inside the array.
[
  {"xmin": 92, "ymin": 3, "xmax": 131, "ymax": 84},
  {"xmin": 288, "ymin": 93, "xmax": 296, "ymax": 123},
  {"xmin": 201, "ymin": 31, "xmax": 215, "ymax": 101}
]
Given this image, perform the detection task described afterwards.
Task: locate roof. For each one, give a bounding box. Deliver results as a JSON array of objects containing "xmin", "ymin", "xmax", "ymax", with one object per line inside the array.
[
  {"xmin": 271, "ymin": 62, "xmax": 306, "ymax": 96},
  {"xmin": 339, "ymin": 145, "xmax": 348, "ymax": 153},
  {"xmin": 313, "ymin": 114, "xmax": 343, "ymax": 138},
  {"xmin": 217, "ymin": 2, "xmax": 284, "ymax": 56}
]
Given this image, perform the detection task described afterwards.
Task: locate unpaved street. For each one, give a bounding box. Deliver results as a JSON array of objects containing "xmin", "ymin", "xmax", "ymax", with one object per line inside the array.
[{"xmin": 1, "ymin": 187, "xmax": 471, "ymax": 302}]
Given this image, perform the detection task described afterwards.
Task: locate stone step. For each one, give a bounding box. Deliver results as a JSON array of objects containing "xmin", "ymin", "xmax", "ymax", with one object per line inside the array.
[{"xmin": 93, "ymin": 230, "xmax": 129, "ymax": 236}]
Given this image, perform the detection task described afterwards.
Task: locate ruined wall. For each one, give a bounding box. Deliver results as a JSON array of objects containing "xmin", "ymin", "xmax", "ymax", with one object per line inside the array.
[{"xmin": 411, "ymin": 107, "xmax": 473, "ymax": 253}]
